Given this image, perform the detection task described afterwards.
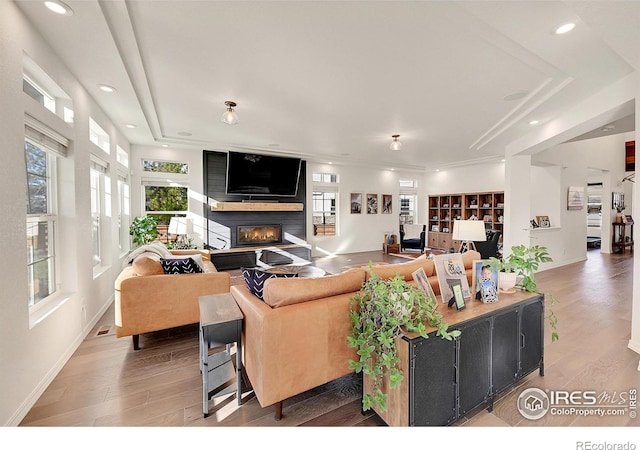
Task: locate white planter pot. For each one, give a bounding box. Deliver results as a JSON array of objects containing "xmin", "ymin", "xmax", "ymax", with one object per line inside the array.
[{"xmin": 498, "ymin": 272, "xmax": 517, "ymax": 293}]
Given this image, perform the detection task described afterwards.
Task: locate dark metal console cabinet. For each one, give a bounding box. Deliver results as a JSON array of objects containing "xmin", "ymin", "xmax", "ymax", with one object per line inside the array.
[{"xmin": 369, "ymin": 291, "xmax": 544, "ymax": 426}]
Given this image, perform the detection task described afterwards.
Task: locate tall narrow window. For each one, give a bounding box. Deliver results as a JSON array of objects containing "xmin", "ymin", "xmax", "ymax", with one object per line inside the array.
[
  {"xmin": 118, "ymin": 174, "xmax": 130, "ymax": 254},
  {"xmin": 89, "ymin": 118, "xmax": 110, "ymax": 154},
  {"xmin": 399, "ymin": 194, "xmax": 416, "ymax": 224},
  {"xmin": 90, "ymin": 168, "xmax": 102, "ymax": 267},
  {"xmin": 312, "ymin": 191, "xmax": 337, "ymax": 236},
  {"xmin": 25, "ymin": 139, "xmax": 57, "ymax": 306}
]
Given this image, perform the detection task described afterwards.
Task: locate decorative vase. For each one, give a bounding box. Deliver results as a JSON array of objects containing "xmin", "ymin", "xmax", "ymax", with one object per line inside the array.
[{"xmin": 498, "ymin": 272, "xmax": 517, "ymax": 293}]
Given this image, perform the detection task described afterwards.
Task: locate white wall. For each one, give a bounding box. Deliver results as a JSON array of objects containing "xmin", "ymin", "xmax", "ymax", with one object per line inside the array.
[
  {"xmin": 0, "ymin": 2, "xmax": 130, "ymax": 426},
  {"xmin": 423, "ymin": 162, "xmax": 505, "ymax": 195}
]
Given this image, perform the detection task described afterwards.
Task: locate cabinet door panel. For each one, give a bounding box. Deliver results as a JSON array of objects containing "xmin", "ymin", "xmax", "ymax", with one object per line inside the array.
[
  {"xmin": 520, "ymin": 299, "xmax": 544, "ymax": 376},
  {"xmin": 411, "ymin": 336, "xmax": 457, "ymax": 426},
  {"xmin": 458, "ymin": 319, "xmax": 491, "ymax": 415},
  {"xmin": 492, "ymin": 309, "xmax": 519, "ymax": 394}
]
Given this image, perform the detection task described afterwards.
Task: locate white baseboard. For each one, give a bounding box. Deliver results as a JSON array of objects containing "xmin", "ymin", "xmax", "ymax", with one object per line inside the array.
[{"xmin": 6, "ymin": 295, "xmax": 115, "ymax": 426}]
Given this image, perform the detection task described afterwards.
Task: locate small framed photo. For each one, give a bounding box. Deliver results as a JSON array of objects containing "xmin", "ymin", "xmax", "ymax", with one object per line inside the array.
[
  {"xmin": 446, "ymin": 278, "xmax": 466, "ymax": 311},
  {"xmin": 382, "ymin": 194, "xmax": 392, "ymax": 214},
  {"xmin": 536, "ymin": 215, "xmax": 551, "ymax": 228},
  {"xmin": 350, "ymin": 193, "xmax": 362, "ymax": 214},
  {"xmin": 471, "ymin": 260, "xmax": 499, "ymax": 303},
  {"xmin": 568, "ymin": 186, "xmax": 585, "ymax": 210},
  {"xmin": 412, "ymin": 267, "xmax": 438, "ymax": 307},
  {"xmin": 367, "ymin": 193, "xmax": 378, "ymax": 214}
]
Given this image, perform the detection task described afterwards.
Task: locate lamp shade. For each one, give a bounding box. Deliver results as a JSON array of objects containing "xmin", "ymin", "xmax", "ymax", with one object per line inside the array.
[
  {"xmin": 168, "ymin": 217, "xmax": 193, "ymax": 235},
  {"xmin": 221, "ymin": 101, "xmax": 239, "ymax": 125},
  {"xmin": 452, "ymin": 220, "xmax": 486, "ymax": 242}
]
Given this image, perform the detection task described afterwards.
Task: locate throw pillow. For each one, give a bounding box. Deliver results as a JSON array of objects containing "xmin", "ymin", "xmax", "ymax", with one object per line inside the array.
[
  {"xmin": 241, "ymin": 267, "xmax": 298, "ymax": 300},
  {"xmin": 160, "ymin": 257, "xmax": 204, "ymax": 274},
  {"xmin": 163, "ymin": 253, "xmax": 205, "ymax": 271}
]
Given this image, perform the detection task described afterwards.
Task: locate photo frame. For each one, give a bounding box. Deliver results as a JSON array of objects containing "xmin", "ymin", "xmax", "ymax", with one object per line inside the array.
[
  {"xmin": 350, "ymin": 193, "xmax": 362, "ymax": 214},
  {"xmin": 447, "ymin": 278, "xmax": 466, "ymax": 311},
  {"xmin": 612, "ymin": 192, "xmax": 625, "ymax": 211},
  {"xmin": 382, "ymin": 194, "xmax": 392, "ymax": 214},
  {"xmin": 367, "ymin": 193, "xmax": 378, "ymax": 214},
  {"xmin": 433, "ymin": 253, "xmax": 471, "ymax": 303},
  {"xmin": 471, "ymin": 260, "xmax": 499, "ymax": 304},
  {"xmin": 567, "ymin": 186, "xmax": 585, "ymax": 210},
  {"xmin": 412, "ymin": 267, "xmax": 438, "ymax": 307},
  {"xmin": 536, "ymin": 215, "xmax": 550, "ymax": 228}
]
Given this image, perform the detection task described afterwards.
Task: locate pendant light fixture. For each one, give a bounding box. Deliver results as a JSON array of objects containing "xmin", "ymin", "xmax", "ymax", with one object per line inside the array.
[
  {"xmin": 390, "ymin": 134, "xmax": 402, "ymax": 151},
  {"xmin": 221, "ymin": 101, "xmax": 239, "ymax": 125}
]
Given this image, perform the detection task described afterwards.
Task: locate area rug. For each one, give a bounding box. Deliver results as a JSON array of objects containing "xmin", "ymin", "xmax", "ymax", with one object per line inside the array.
[{"xmin": 389, "ymin": 252, "xmax": 421, "ymax": 260}]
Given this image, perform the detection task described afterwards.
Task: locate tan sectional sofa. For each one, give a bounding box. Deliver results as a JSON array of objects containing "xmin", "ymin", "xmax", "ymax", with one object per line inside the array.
[
  {"xmin": 230, "ymin": 250, "xmax": 480, "ymax": 419},
  {"xmin": 115, "ymin": 245, "xmax": 231, "ymax": 350}
]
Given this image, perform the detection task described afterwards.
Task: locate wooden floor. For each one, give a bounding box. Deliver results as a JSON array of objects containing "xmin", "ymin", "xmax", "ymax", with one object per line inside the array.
[{"xmin": 19, "ymin": 248, "xmax": 640, "ymax": 430}]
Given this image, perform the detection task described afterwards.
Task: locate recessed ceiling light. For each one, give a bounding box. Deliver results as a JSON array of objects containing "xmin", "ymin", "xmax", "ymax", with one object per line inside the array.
[
  {"xmin": 161, "ymin": 144, "xmax": 169, "ymax": 148},
  {"xmin": 125, "ymin": 124, "xmax": 136, "ymax": 129},
  {"xmin": 529, "ymin": 120, "xmax": 540, "ymax": 125},
  {"xmin": 44, "ymin": 1, "xmax": 73, "ymax": 16},
  {"xmin": 554, "ymin": 22, "xmax": 576, "ymax": 35},
  {"xmin": 177, "ymin": 131, "xmax": 192, "ymax": 136},
  {"xmin": 501, "ymin": 159, "xmax": 506, "ymax": 162},
  {"xmin": 602, "ymin": 125, "xmax": 615, "ymax": 132},
  {"xmin": 503, "ymin": 91, "xmax": 529, "ymax": 102},
  {"xmin": 98, "ymin": 84, "xmax": 116, "ymax": 93}
]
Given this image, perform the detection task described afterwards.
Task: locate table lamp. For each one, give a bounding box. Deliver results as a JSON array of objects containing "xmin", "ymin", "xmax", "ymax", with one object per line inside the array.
[
  {"xmin": 168, "ymin": 217, "xmax": 194, "ymax": 248},
  {"xmin": 452, "ymin": 219, "xmax": 486, "ymax": 252}
]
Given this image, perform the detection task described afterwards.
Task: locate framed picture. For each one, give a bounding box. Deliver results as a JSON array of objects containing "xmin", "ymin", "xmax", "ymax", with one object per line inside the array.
[
  {"xmin": 367, "ymin": 193, "xmax": 378, "ymax": 214},
  {"xmin": 612, "ymin": 192, "xmax": 625, "ymax": 211},
  {"xmin": 382, "ymin": 194, "xmax": 392, "ymax": 214},
  {"xmin": 567, "ymin": 186, "xmax": 584, "ymax": 210},
  {"xmin": 412, "ymin": 267, "xmax": 438, "ymax": 306},
  {"xmin": 625, "ymin": 140, "xmax": 635, "ymax": 172},
  {"xmin": 350, "ymin": 193, "xmax": 362, "ymax": 214},
  {"xmin": 471, "ymin": 260, "xmax": 499, "ymax": 303},
  {"xmin": 447, "ymin": 278, "xmax": 466, "ymax": 311},
  {"xmin": 433, "ymin": 253, "xmax": 471, "ymax": 303},
  {"xmin": 536, "ymin": 215, "xmax": 550, "ymax": 228}
]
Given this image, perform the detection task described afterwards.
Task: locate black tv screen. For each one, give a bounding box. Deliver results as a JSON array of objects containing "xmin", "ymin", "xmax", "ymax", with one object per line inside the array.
[{"xmin": 226, "ymin": 151, "xmax": 302, "ymax": 196}]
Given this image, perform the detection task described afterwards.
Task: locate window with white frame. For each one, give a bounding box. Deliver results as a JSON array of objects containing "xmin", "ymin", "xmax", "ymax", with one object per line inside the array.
[
  {"xmin": 143, "ymin": 159, "xmax": 188, "ymax": 174},
  {"xmin": 25, "ymin": 123, "xmax": 68, "ymax": 307},
  {"xmin": 89, "ymin": 118, "xmax": 110, "ymax": 154},
  {"xmin": 117, "ymin": 174, "xmax": 131, "ymax": 254},
  {"xmin": 312, "ymin": 172, "xmax": 338, "ymax": 183},
  {"xmin": 143, "ymin": 182, "xmax": 189, "ymax": 228},
  {"xmin": 312, "ymin": 191, "xmax": 337, "ymax": 236},
  {"xmin": 23, "ymin": 54, "xmax": 74, "ymax": 124},
  {"xmin": 116, "ymin": 145, "xmax": 129, "ymax": 168},
  {"xmin": 90, "ymin": 166, "xmax": 102, "ymax": 267},
  {"xmin": 23, "ymin": 75, "xmax": 55, "ymax": 114},
  {"xmin": 90, "ymin": 156, "xmax": 110, "ymax": 270},
  {"xmin": 399, "ymin": 177, "xmax": 418, "ymax": 225}
]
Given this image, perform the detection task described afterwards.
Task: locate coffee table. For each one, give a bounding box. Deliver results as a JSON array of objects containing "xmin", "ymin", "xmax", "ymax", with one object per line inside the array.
[{"xmin": 263, "ymin": 265, "xmax": 326, "ymax": 278}]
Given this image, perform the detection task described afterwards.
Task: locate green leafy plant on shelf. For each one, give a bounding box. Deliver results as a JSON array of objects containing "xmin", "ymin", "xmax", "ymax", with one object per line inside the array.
[
  {"xmin": 347, "ymin": 268, "xmax": 460, "ymax": 412},
  {"xmin": 129, "ymin": 215, "xmax": 159, "ymax": 247},
  {"xmin": 490, "ymin": 244, "xmax": 559, "ymax": 342}
]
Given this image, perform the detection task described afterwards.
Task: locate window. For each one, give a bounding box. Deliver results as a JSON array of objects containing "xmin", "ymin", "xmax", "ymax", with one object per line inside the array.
[
  {"xmin": 144, "ymin": 183, "xmax": 189, "ymax": 225},
  {"xmin": 90, "ymin": 167, "xmax": 102, "ymax": 267},
  {"xmin": 25, "ymin": 139, "xmax": 57, "ymax": 307},
  {"xmin": 23, "ymin": 76, "xmax": 55, "ymax": 113},
  {"xmin": 118, "ymin": 174, "xmax": 131, "ymax": 254},
  {"xmin": 143, "ymin": 159, "xmax": 188, "ymax": 174},
  {"xmin": 89, "ymin": 118, "xmax": 110, "ymax": 154},
  {"xmin": 116, "ymin": 145, "xmax": 129, "ymax": 168},
  {"xmin": 312, "ymin": 191, "xmax": 337, "ymax": 236},
  {"xmin": 399, "ymin": 194, "xmax": 416, "ymax": 224},
  {"xmin": 312, "ymin": 172, "xmax": 338, "ymax": 183},
  {"xmin": 399, "ymin": 178, "xmax": 417, "ymax": 189}
]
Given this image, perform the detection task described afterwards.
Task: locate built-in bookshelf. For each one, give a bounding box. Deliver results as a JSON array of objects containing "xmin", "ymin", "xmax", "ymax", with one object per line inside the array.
[{"xmin": 427, "ymin": 191, "xmax": 504, "ymax": 250}]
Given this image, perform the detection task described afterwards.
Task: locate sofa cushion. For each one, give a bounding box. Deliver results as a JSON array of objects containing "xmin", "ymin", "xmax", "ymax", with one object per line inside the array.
[
  {"xmin": 160, "ymin": 257, "xmax": 204, "ymax": 274},
  {"xmin": 263, "ymin": 268, "xmax": 366, "ymax": 308},
  {"xmin": 367, "ymin": 259, "xmax": 436, "ymax": 281},
  {"xmin": 403, "ymin": 224, "xmax": 424, "ymax": 239},
  {"xmin": 131, "ymin": 252, "xmax": 164, "ymax": 276},
  {"xmin": 241, "ymin": 267, "xmax": 298, "ymax": 300}
]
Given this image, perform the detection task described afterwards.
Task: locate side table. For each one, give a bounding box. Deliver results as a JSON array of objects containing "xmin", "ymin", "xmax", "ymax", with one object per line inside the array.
[{"xmin": 198, "ymin": 293, "xmax": 244, "ymax": 418}]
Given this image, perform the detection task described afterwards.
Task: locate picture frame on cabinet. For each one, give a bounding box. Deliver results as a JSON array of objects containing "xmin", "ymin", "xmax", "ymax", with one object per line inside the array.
[
  {"xmin": 536, "ymin": 215, "xmax": 550, "ymax": 228},
  {"xmin": 350, "ymin": 193, "xmax": 362, "ymax": 214},
  {"xmin": 412, "ymin": 267, "xmax": 438, "ymax": 306}
]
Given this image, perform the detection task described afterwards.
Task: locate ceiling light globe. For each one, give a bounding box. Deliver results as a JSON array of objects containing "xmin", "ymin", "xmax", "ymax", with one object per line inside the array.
[
  {"xmin": 221, "ymin": 110, "xmax": 239, "ymax": 125},
  {"xmin": 390, "ymin": 135, "xmax": 402, "ymax": 151}
]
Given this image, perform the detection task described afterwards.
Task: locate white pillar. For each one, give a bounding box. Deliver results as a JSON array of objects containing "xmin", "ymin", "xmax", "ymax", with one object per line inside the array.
[
  {"xmin": 503, "ymin": 154, "xmax": 532, "ymax": 256},
  {"xmin": 630, "ymin": 79, "xmax": 640, "ymax": 365}
]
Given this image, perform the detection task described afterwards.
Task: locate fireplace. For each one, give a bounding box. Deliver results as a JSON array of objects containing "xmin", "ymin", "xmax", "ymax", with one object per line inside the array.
[{"xmin": 237, "ymin": 224, "xmax": 282, "ymax": 246}]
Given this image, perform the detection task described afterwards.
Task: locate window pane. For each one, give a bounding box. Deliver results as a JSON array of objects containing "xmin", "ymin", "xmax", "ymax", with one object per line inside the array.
[
  {"xmin": 27, "ymin": 220, "xmax": 56, "ymax": 306},
  {"xmin": 25, "ymin": 142, "xmax": 48, "ymax": 215},
  {"xmin": 145, "ymin": 186, "xmax": 188, "ymax": 212},
  {"xmin": 143, "ymin": 159, "xmax": 189, "ymax": 174}
]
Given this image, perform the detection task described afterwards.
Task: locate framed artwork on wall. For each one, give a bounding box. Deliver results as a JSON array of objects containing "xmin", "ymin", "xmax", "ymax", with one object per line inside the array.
[
  {"xmin": 567, "ymin": 186, "xmax": 584, "ymax": 210},
  {"xmin": 382, "ymin": 194, "xmax": 392, "ymax": 214},
  {"xmin": 367, "ymin": 193, "xmax": 378, "ymax": 214},
  {"xmin": 350, "ymin": 193, "xmax": 362, "ymax": 214},
  {"xmin": 625, "ymin": 140, "xmax": 635, "ymax": 172}
]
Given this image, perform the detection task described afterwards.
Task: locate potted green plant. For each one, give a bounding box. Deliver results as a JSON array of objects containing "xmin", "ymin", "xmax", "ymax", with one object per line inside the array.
[
  {"xmin": 490, "ymin": 244, "xmax": 559, "ymax": 342},
  {"xmin": 129, "ymin": 215, "xmax": 159, "ymax": 247},
  {"xmin": 347, "ymin": 269, "xmax": 460, "ymax": 412}
]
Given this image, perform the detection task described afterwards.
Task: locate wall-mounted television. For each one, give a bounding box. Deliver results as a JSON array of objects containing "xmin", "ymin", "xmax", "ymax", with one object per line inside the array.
[{"xmin": 226, "ymin": 151, "xmax": 302, "ymax": 197}]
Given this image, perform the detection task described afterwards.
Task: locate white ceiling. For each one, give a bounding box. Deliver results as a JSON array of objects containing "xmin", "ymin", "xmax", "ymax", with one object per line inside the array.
[{"xmin": 15, "ymin": 0, "xmax": 640, "ymax": 172}]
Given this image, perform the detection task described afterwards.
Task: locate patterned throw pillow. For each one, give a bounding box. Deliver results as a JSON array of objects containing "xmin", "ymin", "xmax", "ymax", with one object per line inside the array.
[
  {"xmin": 241, "ymin": 267, "xmax": 297, "ymax": 300},
  {"xmin": 160, "ymin": 257, "xmax": 204, "ymax": 274}
]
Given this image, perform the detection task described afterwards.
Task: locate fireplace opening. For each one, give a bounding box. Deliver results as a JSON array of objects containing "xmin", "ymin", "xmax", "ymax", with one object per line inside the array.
[{"xmin": 237, "ymin": 224, "xmax": 282, "ymax": 246}]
